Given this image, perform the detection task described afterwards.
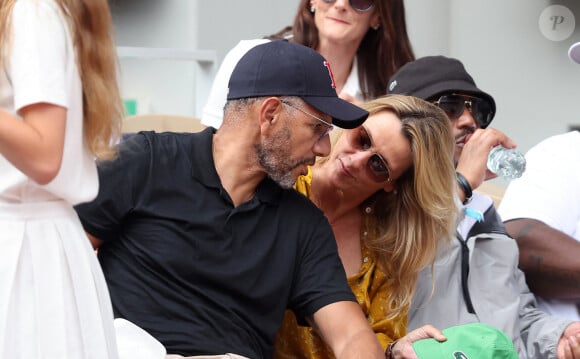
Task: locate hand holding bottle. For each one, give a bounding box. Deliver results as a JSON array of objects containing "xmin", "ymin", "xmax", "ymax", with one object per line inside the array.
[{"xmin": 487, "ymin": 146, "xmax": 526, "ymax": 179}]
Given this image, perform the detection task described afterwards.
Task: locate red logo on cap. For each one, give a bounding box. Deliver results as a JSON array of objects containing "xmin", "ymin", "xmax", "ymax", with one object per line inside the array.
[{"xmin": 323, "ymin": 61, "xmax": 337, "ymax": 89}]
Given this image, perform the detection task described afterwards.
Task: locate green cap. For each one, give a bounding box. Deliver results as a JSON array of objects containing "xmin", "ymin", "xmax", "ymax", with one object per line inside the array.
[{"xmin": 413, "ymin": 323, "xmax": 518, "ymax": 359}]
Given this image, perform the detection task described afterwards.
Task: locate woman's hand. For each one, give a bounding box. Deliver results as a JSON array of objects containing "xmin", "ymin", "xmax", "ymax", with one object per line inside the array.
[
  {"xmin": 558, "ymin": 322, "xmax": 580, "ymax": 359},
  {"xmin": 390, "ymin": 325, "xmax": 446, "ymax": 359}
]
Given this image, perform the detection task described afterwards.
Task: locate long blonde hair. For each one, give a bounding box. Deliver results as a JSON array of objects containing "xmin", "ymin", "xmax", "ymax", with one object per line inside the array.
[
  {"xmin": 328, "ymin": 95, "xmax": 459, "ymax": 323},
  {"xmin": 0, "ymin": 0, "xmax": 122, "ymax": 160}
]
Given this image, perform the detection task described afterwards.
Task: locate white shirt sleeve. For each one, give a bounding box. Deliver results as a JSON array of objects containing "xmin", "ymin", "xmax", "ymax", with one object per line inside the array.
[
  {"xmin": 200, "ymin": 39, "xmax": 270, "ymax": 129},
  {"xmin": 10, "ymin": 0, "xmax": 69, "ymax": 112}
]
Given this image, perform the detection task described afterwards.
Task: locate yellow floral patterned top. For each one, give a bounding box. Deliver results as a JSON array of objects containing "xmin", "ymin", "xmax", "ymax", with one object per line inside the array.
[{"xmin": 273, "ymin": 167, "xmax": 407, "ymax": 359}]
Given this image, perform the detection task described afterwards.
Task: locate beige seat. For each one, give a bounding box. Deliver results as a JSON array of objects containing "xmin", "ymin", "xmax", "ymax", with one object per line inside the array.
[
  {"xmin": 475, "ymin": 181, "xmax": 506, "ymax": 208},
  {"xmin": 122, "ymin": 114, "xmax": 205, "ymax": 134}
]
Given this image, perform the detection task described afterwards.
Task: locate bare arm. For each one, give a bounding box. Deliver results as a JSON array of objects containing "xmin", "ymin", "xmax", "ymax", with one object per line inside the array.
[
  {"xmin": 0, "ymin": 104, "xmax": 66, "ymax": 184},
  {"xmin": 310, "ymin": 301, "xmax": 384, "ymax": 359},
  {"xmin": 85, "ymin": 232, "xmax": 104, "ymax": 250},
  {"xmin": 505, "ymin": 218, "xmax": 580, "ymax": 299}
]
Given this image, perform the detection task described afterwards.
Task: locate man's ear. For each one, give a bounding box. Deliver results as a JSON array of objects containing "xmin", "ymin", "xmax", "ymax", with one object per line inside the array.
[{"xmin": 258, "ymin": 97, "xmax": 284, "ymax": 133}]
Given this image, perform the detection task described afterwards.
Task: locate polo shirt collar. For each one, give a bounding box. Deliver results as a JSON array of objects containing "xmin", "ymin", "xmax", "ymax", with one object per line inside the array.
[{"xmin": 191, "ymin": 127, "xmax": 283, "ymax": 206}]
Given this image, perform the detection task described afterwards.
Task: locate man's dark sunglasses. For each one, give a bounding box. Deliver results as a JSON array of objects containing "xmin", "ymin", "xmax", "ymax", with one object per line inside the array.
[
  {"xmin": 433, "ymin": 94, "xmax": 494, "ymax": 129},
  {"xmin": 321, "ymin": 0, "xmax": 374, "ymax": 12}
]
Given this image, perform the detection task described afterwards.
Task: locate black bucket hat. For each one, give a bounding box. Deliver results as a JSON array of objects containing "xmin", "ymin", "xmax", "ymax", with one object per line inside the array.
[{"xmin": 387, "ymin": 56, "xmax": 496, "ymax": 127}]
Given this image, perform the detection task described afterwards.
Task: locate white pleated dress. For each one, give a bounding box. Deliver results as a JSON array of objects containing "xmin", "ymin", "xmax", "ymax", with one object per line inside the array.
[{"xmin": 0, "ymin": 0, "xmax": 118, "ymax": 357}]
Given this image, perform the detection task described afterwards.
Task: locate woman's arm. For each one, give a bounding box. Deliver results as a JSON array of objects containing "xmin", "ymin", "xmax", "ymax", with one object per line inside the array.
[{"xmin": 0, "ymin": 103, "xmax": 66, "ymax": 184}]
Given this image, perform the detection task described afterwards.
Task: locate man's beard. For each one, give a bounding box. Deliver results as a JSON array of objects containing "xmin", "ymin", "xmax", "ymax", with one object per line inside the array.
[{"xmin": 255, "ymin": 125, "xmax": 314, "ymax": 189}]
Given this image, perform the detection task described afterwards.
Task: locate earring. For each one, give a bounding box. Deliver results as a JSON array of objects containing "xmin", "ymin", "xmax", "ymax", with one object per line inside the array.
[
  {"xmin": 310, "ymin": 6, "xmax": 315, "ymax": 13},
  {"xmin": 372, "ymin": 24, "xmax": 380, "ymax": 31}
]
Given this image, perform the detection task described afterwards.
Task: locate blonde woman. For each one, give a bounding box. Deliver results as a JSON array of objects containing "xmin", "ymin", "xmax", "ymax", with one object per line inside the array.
[
  {"xmin": 275, "ymin": 94, "xmax": 459, "ymax": 358},
  {"xmin": 0, "ymin": 0, "xmax": 122, "ymax": 357}
]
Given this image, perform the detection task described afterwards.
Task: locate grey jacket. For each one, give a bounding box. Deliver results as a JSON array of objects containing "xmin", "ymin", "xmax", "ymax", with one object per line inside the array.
[{"xmin": 408, "ymin": 193, "xmax": 572, "ymax": 359}]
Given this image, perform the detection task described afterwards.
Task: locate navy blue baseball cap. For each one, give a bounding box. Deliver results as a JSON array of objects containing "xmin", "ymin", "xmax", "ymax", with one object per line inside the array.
[{"xmin": 227, "ymin": 40, "xmax": 368, "ymax": 129}]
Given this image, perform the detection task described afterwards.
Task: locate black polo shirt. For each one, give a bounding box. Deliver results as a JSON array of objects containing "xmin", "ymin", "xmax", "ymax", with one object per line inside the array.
[{"xmin": 75, "ymin": 128, "xmax": 354, "ymax": 358}]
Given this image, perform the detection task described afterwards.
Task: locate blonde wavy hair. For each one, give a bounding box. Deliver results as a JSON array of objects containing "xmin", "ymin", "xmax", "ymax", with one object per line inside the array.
[
  {"xmin": 325, "ymin": 94, "xmax": 459, "ymax": 324},
  {"xmin": 0, "ymin": 0, "xmax": 122, "ymax": 160}
]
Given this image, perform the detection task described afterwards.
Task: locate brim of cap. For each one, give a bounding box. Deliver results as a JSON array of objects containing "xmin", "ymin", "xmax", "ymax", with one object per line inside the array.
[
  {"xmin": 301, "ymin": 96, "xmax": 369, "ymax": 129},
  {"xmin": 413, "ymin": 80, "xmax": 497, "ymax": 128}
]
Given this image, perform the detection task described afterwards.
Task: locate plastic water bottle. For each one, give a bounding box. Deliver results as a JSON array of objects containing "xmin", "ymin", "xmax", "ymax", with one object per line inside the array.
[{"xmin": 487, "ymin": 146, "xmax": 526, "ymax": 179}]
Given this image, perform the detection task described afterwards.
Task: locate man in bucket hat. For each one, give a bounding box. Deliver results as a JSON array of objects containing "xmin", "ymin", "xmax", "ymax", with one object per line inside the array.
[
  {"xmin": 75, "ymin": 41, "xmax": 386, "ymax": 359},
  {"xmin": 388, "ymin": 55, "xmax": 580, "ymax": 359},
  {"xmin": 387, "ymin": 55, "xmax": 510, "ymax": 191}
]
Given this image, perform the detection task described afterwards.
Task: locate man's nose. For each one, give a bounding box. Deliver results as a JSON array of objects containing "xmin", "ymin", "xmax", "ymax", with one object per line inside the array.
[
  {"xmin": 313, "ymin": 134, "xmax": 331, "ymax": 157},
  {"xmin": 456, "ymin": 108, "xmax": 478, "ymax": 130}
]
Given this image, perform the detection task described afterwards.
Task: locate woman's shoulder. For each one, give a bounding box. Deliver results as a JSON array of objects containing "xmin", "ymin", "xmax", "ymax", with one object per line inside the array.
[
  {"xmin": 14, "ymin": 0, "xmax": 61, "ymax": 15},
  {"xmin": 12, "ymin": 0, "xmax": 68, "ymax": 35}
]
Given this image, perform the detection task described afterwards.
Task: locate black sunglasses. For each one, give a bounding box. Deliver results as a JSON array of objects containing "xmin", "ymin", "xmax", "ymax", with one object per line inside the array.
[
  {"xmin": 352, "ymin": 126, "xmax": 391, "ymax": 183},
  {"xmin": 433, "ymin": 94, "xmax": 494, "ymax": 129},
  {"xmin": 321, "ymin": 0, "xmax": 375, "ymax": 12}
]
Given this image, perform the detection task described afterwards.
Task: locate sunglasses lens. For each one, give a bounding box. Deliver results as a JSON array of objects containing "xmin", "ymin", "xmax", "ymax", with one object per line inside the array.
[
  {"xmin": 437, "ymin": 95, "xmax": 465, "ymax": 119},
  {"xmin": 471, "ymin": 99, "xmax": 493, "ymax": 128},
  {"xmin": 350, "ymin": 0, "xmax": 374, "ymax": 11},
  {"xmin": 368, "ymin": 154, "xmax": 389, "ymax": 182}
]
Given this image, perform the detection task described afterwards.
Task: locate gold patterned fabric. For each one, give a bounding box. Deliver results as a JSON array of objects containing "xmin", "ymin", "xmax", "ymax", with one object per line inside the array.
[{"xmin": 273, "ymin": 167, "xmax": 407, "ymax": 359}]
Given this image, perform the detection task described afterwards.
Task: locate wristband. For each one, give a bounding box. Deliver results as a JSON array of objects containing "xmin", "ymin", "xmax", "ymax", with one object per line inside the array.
[
  {"xmin": 456, "ymin": 172, "xmax": 473, "ymax": 205},
  {"xmin": 385, "ymin": 340, "xmax": 398, "ymax": 359}
]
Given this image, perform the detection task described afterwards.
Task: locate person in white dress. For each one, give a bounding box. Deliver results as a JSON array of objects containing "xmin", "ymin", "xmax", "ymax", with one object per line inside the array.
[{"xmin": 0, "ymin": 0, "xmax": 123, "ymax": 357}]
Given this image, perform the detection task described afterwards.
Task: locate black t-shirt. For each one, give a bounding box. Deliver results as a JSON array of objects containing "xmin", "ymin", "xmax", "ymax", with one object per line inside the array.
[{"xmin": 75, "ymin": 129, "xmax": 354, "ymax": 358}]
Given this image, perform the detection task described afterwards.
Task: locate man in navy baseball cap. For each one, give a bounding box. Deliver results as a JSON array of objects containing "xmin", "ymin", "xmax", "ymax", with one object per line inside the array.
[
  {"xmin": 228, "ymin": 40, "xmax": 368, "ymax": 129},
  {"xmin": 76, "ymin": 39, "xmax": 386, "ymax": 359}
]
